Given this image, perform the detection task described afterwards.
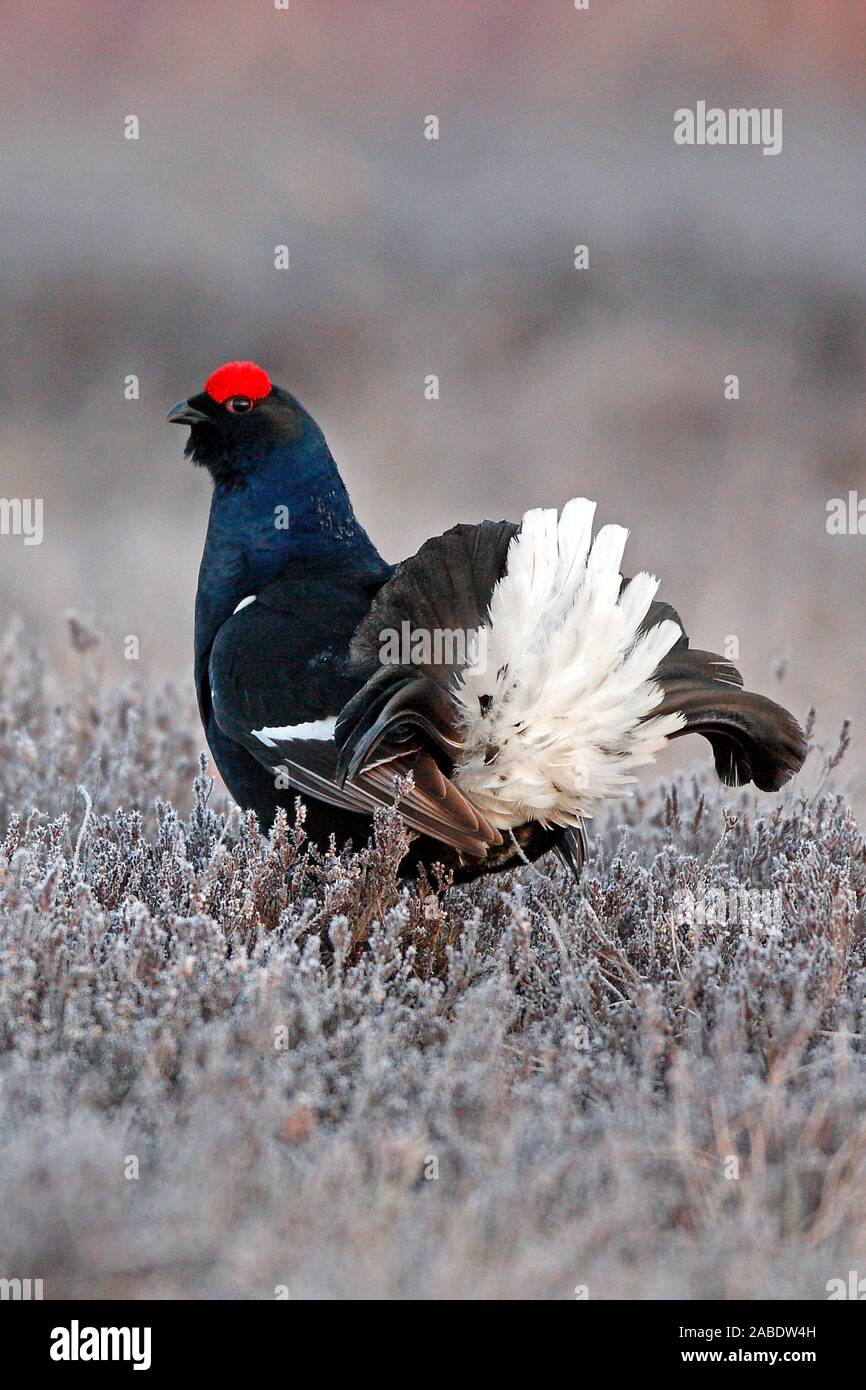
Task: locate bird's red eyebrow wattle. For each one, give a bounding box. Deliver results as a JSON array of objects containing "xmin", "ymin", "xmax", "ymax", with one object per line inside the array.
[{"xmin": 204, "ymin": 361, "xmax": 272, "ymax": 403}]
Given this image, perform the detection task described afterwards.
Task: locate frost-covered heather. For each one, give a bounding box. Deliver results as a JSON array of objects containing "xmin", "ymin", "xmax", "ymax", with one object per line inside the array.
[{"xmin": 0, "ymin": 626, "xmax": 864, "ymax": 1300}]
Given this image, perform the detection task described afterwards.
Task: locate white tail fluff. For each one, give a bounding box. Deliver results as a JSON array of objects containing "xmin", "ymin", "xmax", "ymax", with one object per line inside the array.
[{"xmin": 452, "ymin": 498, "xmax": 686, "ymax": 829}]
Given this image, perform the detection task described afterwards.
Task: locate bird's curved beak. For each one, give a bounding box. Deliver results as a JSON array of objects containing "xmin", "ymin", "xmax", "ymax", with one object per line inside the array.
[{"xmin": 166, "ymin": 400, "xmax": 210, "ymax": 426}]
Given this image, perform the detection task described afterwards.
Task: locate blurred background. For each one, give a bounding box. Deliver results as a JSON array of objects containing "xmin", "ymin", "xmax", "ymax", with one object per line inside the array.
[{"xmin": 2, "ymin": 0, "xmax": 864, "ymax": 803}]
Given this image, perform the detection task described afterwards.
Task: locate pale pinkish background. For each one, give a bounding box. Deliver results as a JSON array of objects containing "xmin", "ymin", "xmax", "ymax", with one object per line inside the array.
[{"xmin": 2, "ymin": 1, "xmax": 864, "ymax": 801}]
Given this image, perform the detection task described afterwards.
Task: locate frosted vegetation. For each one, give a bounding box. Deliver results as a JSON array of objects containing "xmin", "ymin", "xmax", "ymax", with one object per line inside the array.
[{"xmin": 0, "ymin": 621, "xmax": 863, "ymax": 1299}]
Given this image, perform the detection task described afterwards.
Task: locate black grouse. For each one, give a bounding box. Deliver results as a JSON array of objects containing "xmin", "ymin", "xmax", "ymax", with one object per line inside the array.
[{"xmin": 168, "ymin": 360, "xmax": 806, "ymax": 883}]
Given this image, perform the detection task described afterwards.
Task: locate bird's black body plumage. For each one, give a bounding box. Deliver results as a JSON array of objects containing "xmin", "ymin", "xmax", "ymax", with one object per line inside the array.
[{"xmin": 172, "ymin": 361, "xmax": 807, "ymax": 884}]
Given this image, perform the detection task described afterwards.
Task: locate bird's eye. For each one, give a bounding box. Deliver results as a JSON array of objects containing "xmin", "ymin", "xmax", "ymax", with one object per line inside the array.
[{"xmin": 225, "ymin": 396, "xmax": 253, "ymax": 414}]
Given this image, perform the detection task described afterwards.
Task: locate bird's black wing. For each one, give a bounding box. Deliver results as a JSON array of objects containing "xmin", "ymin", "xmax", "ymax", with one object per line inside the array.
[
  {"xmin": 332, "ymin": 521, "xmax": 519, "ymax": 855},
  {"xmin": 208, "ymin": 558, "xmax": 503, "ymax": 854}
]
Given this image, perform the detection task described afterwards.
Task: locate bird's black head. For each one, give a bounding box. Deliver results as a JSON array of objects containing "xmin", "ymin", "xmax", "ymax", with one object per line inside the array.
[{"xmin": 167, "ymin": 360, "xmax": 305, "ymax": 487}]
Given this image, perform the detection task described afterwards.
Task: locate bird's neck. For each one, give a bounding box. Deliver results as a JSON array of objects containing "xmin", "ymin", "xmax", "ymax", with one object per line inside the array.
[{"xmin": 195, "ymin": 434, "xmax": 383, "ymax": 657}]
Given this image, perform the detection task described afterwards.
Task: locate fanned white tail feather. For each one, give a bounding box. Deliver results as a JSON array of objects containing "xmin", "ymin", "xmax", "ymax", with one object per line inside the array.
[{"xmin": 452, "ymin": 498, "xmax": 687, "ymax": 828}]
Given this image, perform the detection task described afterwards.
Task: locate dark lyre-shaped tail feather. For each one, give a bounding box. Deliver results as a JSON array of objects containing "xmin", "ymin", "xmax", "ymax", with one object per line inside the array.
[
  {"xmin": 623, "ymin": 582, "xmax": 807, "ymax": 793},
  {"xmin": 650, "ymin": 646, "xmax": 806, "ymax": 791}
]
